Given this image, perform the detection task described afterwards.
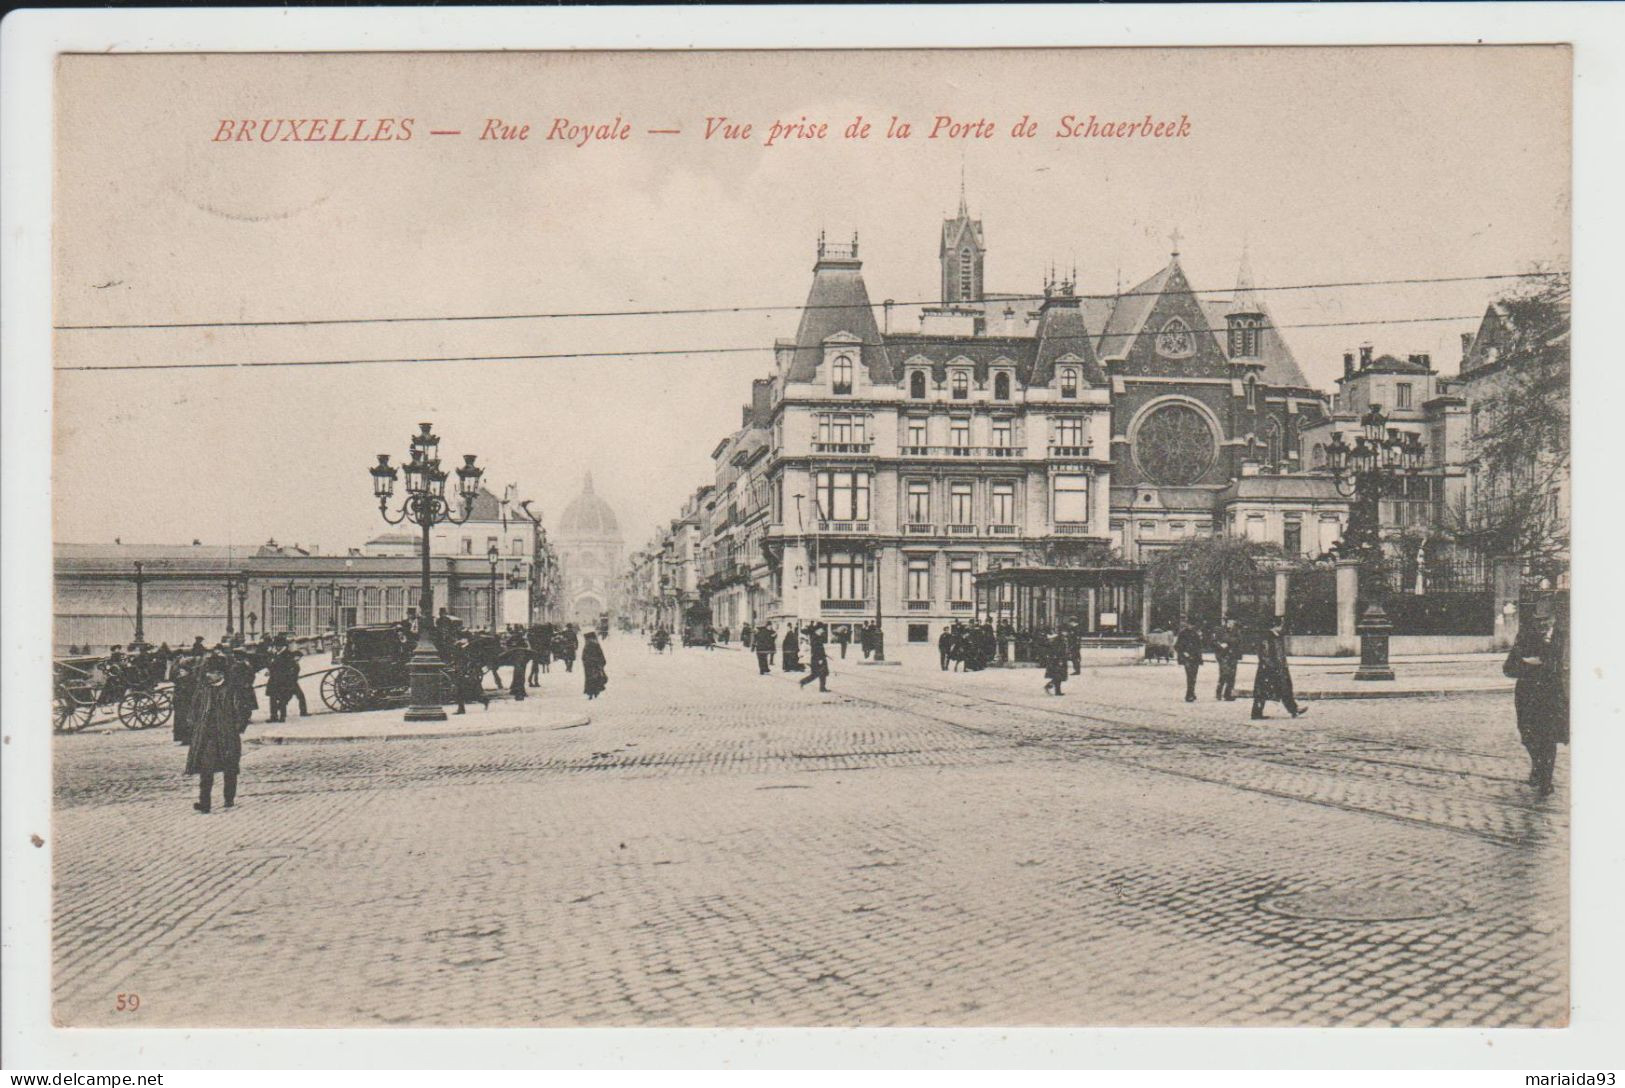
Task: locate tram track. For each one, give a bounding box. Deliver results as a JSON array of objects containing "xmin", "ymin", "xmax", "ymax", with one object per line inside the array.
[{"xmin": 828, "ymin": 669, "xmax": 1557, "ymax": 849}]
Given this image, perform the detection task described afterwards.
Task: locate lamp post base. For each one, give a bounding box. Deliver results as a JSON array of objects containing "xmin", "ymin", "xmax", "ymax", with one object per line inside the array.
[
  {"xmin": 1354, "ymin": 600, "xmax": 1396, "ymax": 682},
  {"xmin": 403, "ymin": 633, "xmax": 450, "ymax": 722}
]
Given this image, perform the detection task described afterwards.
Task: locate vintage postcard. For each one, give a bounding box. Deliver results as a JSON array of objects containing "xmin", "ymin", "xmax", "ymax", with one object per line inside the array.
[{"xmin": 26, "ymin": 36, "xmax": 1580, "ymax": 1043}]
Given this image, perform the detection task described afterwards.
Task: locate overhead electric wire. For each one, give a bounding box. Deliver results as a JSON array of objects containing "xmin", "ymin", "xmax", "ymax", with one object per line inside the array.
[
  {"xmin": 53, "ymin": 270, "xmax": 1561, "ymax": 333},
  {"xmin": 55, "ymin": 311, "xmax": 1491, "ymax": 374}
]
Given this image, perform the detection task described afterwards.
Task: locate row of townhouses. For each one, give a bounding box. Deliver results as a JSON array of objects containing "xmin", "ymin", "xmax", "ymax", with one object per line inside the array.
[{"xmin": 629, "ymin": 196, "xmax": 1565, "ymax": 651}]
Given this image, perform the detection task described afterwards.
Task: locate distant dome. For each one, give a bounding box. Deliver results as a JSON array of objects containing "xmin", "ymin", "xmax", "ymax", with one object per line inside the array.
[{"xmin": 559, "ymin": 473, "xmax": 620, "ymax": 537}]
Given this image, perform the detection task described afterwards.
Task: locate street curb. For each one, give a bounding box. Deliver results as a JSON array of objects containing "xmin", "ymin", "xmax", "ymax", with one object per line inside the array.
[
  {"xmin": 249, "ymin": 713, "xmax": 591, "ymax": 744},
  {"xmin": 1233, "ymin": 688, "xmax": 1510, "ymax": 701}
]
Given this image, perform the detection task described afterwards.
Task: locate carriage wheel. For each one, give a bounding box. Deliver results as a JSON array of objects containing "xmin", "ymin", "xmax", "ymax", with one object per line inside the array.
[
  {"xmin": 118, "ymin": 691, "xmax": 165, "ymax": 730},
  {"xmin": 54, "ymin": 692, "xmax": 89, "ymax": 733},
  {"xmin": 149, "ymin": 688, "xmax": 174, "ymax": 727},
  {"xmin": 320, "ymin": 666, "xmax": 372, "ymax": 712}
]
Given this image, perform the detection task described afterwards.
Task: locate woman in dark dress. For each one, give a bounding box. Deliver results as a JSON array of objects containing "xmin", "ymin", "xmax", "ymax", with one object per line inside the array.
[
  {"xmin": 582, "ymin": 631, "xmax": 608, "ymax": 699},
  {"xmin": 781, "ymin": 624, "xmax": 804, "ymax": 672},
  {"xmin": 185, "ymin": 650, "xmax": 243, "ymax": 814}
]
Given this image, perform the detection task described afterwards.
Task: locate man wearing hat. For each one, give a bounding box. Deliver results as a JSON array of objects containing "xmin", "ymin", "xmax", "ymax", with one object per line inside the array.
[
  {"xmin": 1506, "ymin": 594, "xmax": 1568, "ymax": 797},
  {"xmin": 266, "ymin": 637, "xmax": 307, "ymax": 722}
]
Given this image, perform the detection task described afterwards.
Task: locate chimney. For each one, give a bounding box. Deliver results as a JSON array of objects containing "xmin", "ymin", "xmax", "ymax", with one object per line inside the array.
[
  {"xmin": 1342, "ymin": 351, "xmax": 1355, "ymax": 379},
  {"xmin": 1417, "ymin": 352, "xmax": 1431, "ymax": 369},
  {"xmin": 883, "ymin": 299, "xmax": 894, "ymax": 334},
  {"xmin": 1460, "ymin": 332, "xmax": 1474, "ymax": 358},
  {"xmin": 1359, "ymin": 344, "xmax": 1373, "ymax": 369}
]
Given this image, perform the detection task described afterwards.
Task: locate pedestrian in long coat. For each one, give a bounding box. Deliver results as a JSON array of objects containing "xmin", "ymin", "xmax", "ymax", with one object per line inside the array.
[
  {"xmin": 1506, "ymin": 599, "xmax": 1568, "ymax": 796},
  {"xmin": 1250, "ymin": 619, "xmax": 1306, "ymax": 720},
  {"xmin": 1213, "ymin": 622, "xmax": 1243, "ymax": 701},
  {"xmin": 506, "ymin": 632, "xmax": 530, "ymax": 701},
  {"xmin": 582, "ymin": 632, "xmax": 608, "ymax": 699},
  {"xmin": 185, "ymin": 651, "xmax": 242, "ymax": 813},
  {"xmin": 451, "ymin": 638, "xmax": 489, "ymax": 714},
  {"xmin": 781, "ymin": 624, "xmax": 804, "ymax": 672},
  {"xmin": 799, "ymin": 624, "xmax": 831, "ymax": 693},
  {"xmin": 266, "ymin": 645, "xmax": 307, "ymax": 722},
  {"xmin": 753, "ymin": 623, "xmax": 776, "ymax": 675},
  {"xmin": 170, "ymin": 650, "xmax": 199, "ymax": 744},
  {"xmin": 1042, "ymin": 632, "xmax": 1069, "ymax": 695},
  {"xmin": 1175, "ymin": 623, "xmax": 1204, "ymax": 703},
  {"xmin": 556, "ymin": 626, "xmax": 579, "ymax": 673}
]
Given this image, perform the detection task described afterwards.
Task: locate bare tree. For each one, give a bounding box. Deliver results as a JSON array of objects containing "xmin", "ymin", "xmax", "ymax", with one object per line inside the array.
[{"xmin": 1459, "ymin": 270, "xmax": 1570, "ymax": 578}]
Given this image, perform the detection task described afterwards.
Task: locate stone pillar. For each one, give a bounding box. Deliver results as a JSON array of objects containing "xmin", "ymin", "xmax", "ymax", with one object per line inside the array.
[
  {"xmin": 1492, "ymin": 557, "xmax": 1522, "ymax": 650},
  {"xmin": 1335, "ymin": 560, "xmax": 1361, "ymax": 656},
  {"xmin": 1274, "ymin": 569, "xmax": 1290, "ymax": 621}
]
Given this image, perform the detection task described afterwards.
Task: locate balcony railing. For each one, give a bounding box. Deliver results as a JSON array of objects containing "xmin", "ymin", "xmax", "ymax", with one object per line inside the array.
[
  {"xmin": 811, "ymin": 441, "xmax": 873, "ymax": 455},
  {"xmin": 946, "ymin": 523, "xmax": 977, "ymax": 536},
  {"xmin": 899, "ymin": 445, "xmax": 1028, "ymax": 459},
  {"xmin": 905, "ymin": 600, "xmax": 932, "ymax": 611},
  {"xmin": 816, "ymin": 520, "xmax": 871, "ymax": 533},
  {"xmin": 821, "ymin": 598, "xmax": 869, "ymax": 612},
  {"xmin": 949, "ymin": 600, "xmax": 975, "ymax": 612},
  {"xmin": 989, "ymin": 524, "xmax": 1019, "ymax": 535},
  {"xmin": 905, "ymin": 522, "xmax": 935, "ymax": 535},
  {"xmin": 1049, "ymin": 444, "xmax": 1093, "ymax": 458},
  {"xmin": 1054, "ymin": 523, "xmax": 1094, "ymax": 535}
]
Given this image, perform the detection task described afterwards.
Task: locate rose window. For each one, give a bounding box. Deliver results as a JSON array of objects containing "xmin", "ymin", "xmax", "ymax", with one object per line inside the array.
[{"xmin": 1134, "ymin": 402, "xmax": 1218, "ymax": 486}]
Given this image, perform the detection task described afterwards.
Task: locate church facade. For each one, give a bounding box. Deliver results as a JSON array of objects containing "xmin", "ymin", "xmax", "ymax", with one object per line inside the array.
[
  {"xmin": 555, "ymin": 473, "xmax": 625, "ymax": 626},
  {"xmin": 640, "ymin": 196, "xmax": 1348, "ymax": 646}
]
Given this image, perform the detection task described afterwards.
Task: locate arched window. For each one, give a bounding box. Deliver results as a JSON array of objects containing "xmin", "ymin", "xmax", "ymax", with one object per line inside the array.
[
  {"xmin": 993, "ymin": 372, "xmax": 1011, "ymax": 400},
  {"xmin": 1060, "ymin": 368, "xmax": 1078, "ymax": 399},
  {"xmin": 832, "ymin": 355, "xmax": 853, "ymax": 395},
  {"xmin": 1313, "ymin": 443, "xmax": 1327, "ymax": 469},
  {"xmin": 909, "ymin": 370, "xmax": 927, "ymax": 399},
  {"xmin": 1244, "ymin": 376, "xmax": 1258, "ymax": 410},
  {"xmin": 959, "ymin": 248, "xmax": 975, "ymax": 298},
  {"xmin": 951, "ymin": 371, "xmax": 969, "ymax": 400}
]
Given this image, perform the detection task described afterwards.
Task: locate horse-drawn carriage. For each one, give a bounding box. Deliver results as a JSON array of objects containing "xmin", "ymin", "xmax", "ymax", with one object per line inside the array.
[
  {"xmin": 319, "ymin": 624, "xmax": 426, "ymax": 712},
  {"xmin": 319, "ymin": 622, "xmax": 507, "ymax": 712},
  {"xmin": 52, "ymin": 655, "xmax": 173, "ymax": 733}
]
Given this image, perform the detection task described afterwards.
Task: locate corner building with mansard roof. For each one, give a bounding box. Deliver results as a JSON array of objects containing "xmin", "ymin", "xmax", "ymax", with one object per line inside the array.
[{"xmin": 672, "ymin": 197, "xmax": 1341, "ymax": 648}]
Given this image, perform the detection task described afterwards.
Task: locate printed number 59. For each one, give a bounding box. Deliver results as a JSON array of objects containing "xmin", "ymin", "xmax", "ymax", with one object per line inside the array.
[{"xmin": 115, "ymin": 993, "xmax": 140, "ymax": 1011}]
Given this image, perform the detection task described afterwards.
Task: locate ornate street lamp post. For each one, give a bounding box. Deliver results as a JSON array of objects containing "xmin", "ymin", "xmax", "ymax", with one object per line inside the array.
[
  {"xmin": 1326, "ymin": 404, "xmax": 1426, "ymax": 681},
  {"xmin": 370, "ymin": 422, "xmax": 485, "ymax": 722},
  {"xmin": 223, "ymin": 577, "xmax": 236, "ymax": 636},
  {"xmin": 132, "ymin": 561, "xmax": 146, "ymax": 646},
  {"xmin": 487, "ymin": 544, "xmax": 501, "ymax": 631}
]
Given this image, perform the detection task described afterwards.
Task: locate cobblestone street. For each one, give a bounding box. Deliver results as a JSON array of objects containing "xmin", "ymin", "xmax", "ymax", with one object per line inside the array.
[{"xmin": 51, "ymin": 645, "xmax": 1566, "ymax": 1029}]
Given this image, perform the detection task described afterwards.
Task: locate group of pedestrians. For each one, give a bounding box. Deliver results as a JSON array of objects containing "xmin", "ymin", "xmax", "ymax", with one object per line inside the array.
[
  {"xmin": 735, "ymin": 620, "xmax": 833, "ymax": 693},
  {"xmin": 1164, "ymin": 617, "xmax": 1305, "ymax": 719},
  {"xmin": 444, "ymin": 619, "xmax": 602, "ymax": 712},
  {"xmin": 163, "ymin": 633, "xmax": 304, "ymax": 815},
  {"xmin": 937, "ymin": 621, "xmax": 1001, "ymax": 672}
]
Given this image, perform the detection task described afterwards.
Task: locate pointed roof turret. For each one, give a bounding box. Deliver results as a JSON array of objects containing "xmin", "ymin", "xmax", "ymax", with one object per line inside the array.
[
  {"xmin": 784, "ymin": 233, "xmax": 891, "ymax": 384},
  {"xmin": 1228, "ymin": 241, "xmax": 1264, "ymax": 315},
  {"xmin": 1032, "ymin": 281, "xmax": 1106, "ymax": 386}
]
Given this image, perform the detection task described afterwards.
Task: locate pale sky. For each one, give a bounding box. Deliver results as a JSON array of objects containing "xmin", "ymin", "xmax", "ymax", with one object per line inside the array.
[{"xmin": 52, "ymin": 46, "xmax": 1570, "ymax": 553}]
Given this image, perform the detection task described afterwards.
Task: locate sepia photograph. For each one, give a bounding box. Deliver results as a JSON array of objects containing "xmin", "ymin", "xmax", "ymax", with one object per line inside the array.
[{"xmin": 6, "ymin": 19, "xmax": 1604, "ymax": 1060}]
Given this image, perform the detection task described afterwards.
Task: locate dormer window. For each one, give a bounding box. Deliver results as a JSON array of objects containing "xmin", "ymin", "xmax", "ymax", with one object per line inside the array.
[
  {"xmin": 832, "ymin": 355, "xmax": 854, "ymax": 395},
  {"xmin": 993, "ymin": 372, "xmax": 1011, "ymax": 400},
  {"xmin": 1060, "ymin": 368, "xmax": 1078, "ymax": 399},
  {"xmin": 909, "ymin": 370, "xmax": 927, "ymax": 399},
  {"xmin": 951, "ymin": 371, "xmax": 969, "ymax": 400}
]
